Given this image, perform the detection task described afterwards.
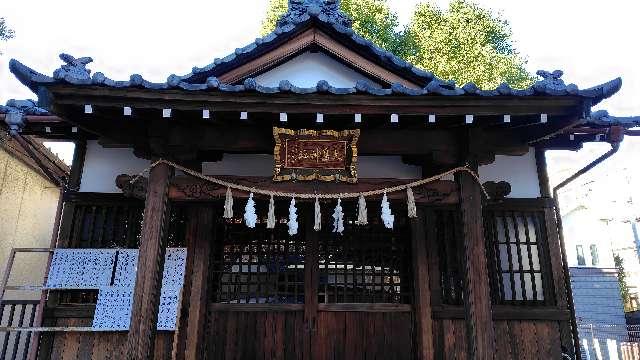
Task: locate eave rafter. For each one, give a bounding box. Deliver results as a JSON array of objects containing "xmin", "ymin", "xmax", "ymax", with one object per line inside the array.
[{"xmin": 48, "ymin": 84, "xmax": 584, "ymax": 116}]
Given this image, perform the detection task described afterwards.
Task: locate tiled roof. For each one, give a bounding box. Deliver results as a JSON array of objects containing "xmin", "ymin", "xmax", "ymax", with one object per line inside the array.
[
  {"xmin": 0, "ymin": 99, "xmax": 49, "ymax": 115},
  {"xmin": 9, "ymin": 56, "xmax": 622, "ymax": 105}
]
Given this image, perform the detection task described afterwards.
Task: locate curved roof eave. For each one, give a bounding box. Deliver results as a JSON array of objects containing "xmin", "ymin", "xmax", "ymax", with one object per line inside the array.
[{"xmin": 9, "ymin": 55, "xmax": 622, "ymax": 104}]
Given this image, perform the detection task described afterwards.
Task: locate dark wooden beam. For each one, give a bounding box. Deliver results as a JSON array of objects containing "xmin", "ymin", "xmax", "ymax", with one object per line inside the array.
[
  {"xmin": 169, "ymin": 176, "xmax": 458, "ymax": 204},
  {"xmin": 411, "ymin": 207, "xmax": 435, "ymax": 360},
  {"xmin": 456, "ymin": 160, "xmax": 495, "ymax": 359},
  {"xmin": 172, "ymin": 206, "xmax": 213, "ymax": 360},
  {"xmin": 125, "ymin": 162, "xmax": 173, "ymax": 359},
  {"xmin": 51, "ymin": 85, "xmax": 582, "ymax": 116}
]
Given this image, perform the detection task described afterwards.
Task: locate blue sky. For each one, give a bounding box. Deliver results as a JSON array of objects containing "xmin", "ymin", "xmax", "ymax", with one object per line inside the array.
[{"xmin": 0, "ymin": 0, "xmax": 638, "ymax": 197}]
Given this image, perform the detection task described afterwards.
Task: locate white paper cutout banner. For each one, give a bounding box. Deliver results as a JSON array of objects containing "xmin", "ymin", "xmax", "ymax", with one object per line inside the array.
[
  {"xmin": 45, "ymin": 249, "xmax": 117, "ymax": 289},
  {"xmin": 92, "ymin": 248, "xmax": 186, "ymax": 330},
  {"xmin": 45, "ymin": 248, "xmax": 187, "ymax": 330}
]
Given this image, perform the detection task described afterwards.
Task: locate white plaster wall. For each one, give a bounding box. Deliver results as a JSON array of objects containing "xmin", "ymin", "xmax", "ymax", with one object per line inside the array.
[
  {"xmin": 255, "ymin": 51, "xmax": 381, "ymax": 88},
  {"xmin": 80, "ymin": 141, "xmax": 150, "ymax": 193},
  {"xmin": 203, "ymin": 154, "xmax": 421, "ymax": 179},
  {"xmin": 478, "ymin": 148, "xmax": 541, "ymax": 198}
]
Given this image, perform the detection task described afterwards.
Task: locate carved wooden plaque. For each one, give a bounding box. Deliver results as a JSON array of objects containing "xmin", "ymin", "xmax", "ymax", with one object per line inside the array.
[{"xmin": 273, "ymin": 127, "xmax": 359, "ymax": 183}]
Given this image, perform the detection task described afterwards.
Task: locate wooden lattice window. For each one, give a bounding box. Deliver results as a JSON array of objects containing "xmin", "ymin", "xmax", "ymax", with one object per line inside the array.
[
  {"xmin": 484, "ymin": 210, "xmax": 550, "ymax": 305},
  {"xmin": 433, "ymin": 208, "xmax": 464, "ymax": 305},
  {"xmin": 210, "ymin": 215, "xmax": 305, "ymax": 304},
  {"xmin": 64, "ymin": 199, "xmax": 187, "ymax": 249},
  {"xmin": 318, "ymin": 202, "xmax": 413, "ymax": 304},
  {"xmin": 66, "ymin": 201, "xmax": 143, "ymax": 248},
  {"xmin": 58, "ymin": 198, "xmax": 187, "ymax": 304}
]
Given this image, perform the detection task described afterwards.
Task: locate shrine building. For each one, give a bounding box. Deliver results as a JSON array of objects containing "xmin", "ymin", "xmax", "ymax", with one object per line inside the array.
[{"xmin": 2, "ymin": 0, "xmax": 640, "ymax": 359}]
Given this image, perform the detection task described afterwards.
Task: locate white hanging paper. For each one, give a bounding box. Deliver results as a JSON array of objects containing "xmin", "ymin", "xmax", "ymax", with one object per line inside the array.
[
  {"xmin": 45, "ymin": 249, "xmax": 117, "ymax": 289},
  {"xmin": 314, "ymin": 197, "xmax": 322, "ymax": 231},
  {"xmin": 407, "ymin": 188, "xmax": 417, "ymax": 219},
  {"xmin": 332, "ymin": 199, "xmax": 344, "ymax": 234},
  {"xmin": 267, "ymin": 195, "xmax": 276, "ymax": 229},
  {"xmin": 92, "ymin": 248, "xmax": 187, "ymax": 330},
  {"xmin": 381, "ymin": 193, "xmax": 395, "ymax": 229},
  {"xmin": 223, "ymin": 187, "xmax": 234, "ymax": 219},
  {"xmin": 288, "ymin": 198, "xmax": 298, "ymax": 236},
  {"xmin": 356, "ymin": 194, "xmax": 368, "ymax": 225},
  {"xmin": 244, "ymin": 193, "xmax": 257, "ymax": 228}
]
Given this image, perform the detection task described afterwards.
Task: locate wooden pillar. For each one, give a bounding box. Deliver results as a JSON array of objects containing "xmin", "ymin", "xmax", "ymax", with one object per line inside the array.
[
  {"xmin": 411, "ymin": 207, "xmax": 435, "ymax": 360},
  {"xmin": 303, "ymin": 206, "xmax": 319, "ymax": 360},
  {"xmin": 535, "ymin": 147, "xmax": 551, "ymax": 198},
  {"xmin": 456, "ymin": 168, "xmax": 495, "ymax": 359},
  {"xmin": 172, "ymin": 206, "xmax": 214, "ymax": 360},
  {"xmin": 544, "ymin": 206, "xmax": 575, "ymax": 355},
  {"xmin": 126, "ymin": 162, "xmax": 173, "ymax": 360}
]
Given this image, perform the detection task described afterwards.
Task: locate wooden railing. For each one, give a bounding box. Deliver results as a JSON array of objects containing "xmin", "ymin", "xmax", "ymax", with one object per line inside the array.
[{"xmin": 0, "ymin": 300, "xmax": 39, "ymax": 360}]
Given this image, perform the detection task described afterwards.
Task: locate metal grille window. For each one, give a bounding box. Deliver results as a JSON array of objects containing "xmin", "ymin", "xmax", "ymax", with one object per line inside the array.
[
  {"xmin": 318, "ymin": 203, "xmax": 412, "ymax": 304},
  {"xmin": 485, "ymin": 210, "xmax": 549, "ymax": 304},
  {"xmin": 210, "ymin": 216, "xmax": 305, "ymax": 304}
]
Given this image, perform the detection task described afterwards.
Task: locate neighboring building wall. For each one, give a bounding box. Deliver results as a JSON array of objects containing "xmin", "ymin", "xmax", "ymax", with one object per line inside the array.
[
  {"xmin": 571, "ymin": 267, "xmax": 628, "ymax": 360},
  {"xmin": 0, "ymin": 147, "xmax": 59, "ymax": 300},
  {"xmin": 563, "ymin": 208, "xmax": 616, "ymax": 268},
  {"xmin": 571, "ymin": 268, "xmax": 626, "ymax": 325},
  {"xmin": 478, "ymin": 148, "xmax": 541, "ymax": 198},
  {"xmin": 255, "ymin": 51, "xmax": 381, "ymax": 88}
]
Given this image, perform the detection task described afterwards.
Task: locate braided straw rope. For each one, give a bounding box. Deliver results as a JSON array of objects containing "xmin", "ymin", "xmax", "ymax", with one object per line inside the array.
[{"xmin": 131, "ymin": 159, "xmax": 490, "ymax": 199}]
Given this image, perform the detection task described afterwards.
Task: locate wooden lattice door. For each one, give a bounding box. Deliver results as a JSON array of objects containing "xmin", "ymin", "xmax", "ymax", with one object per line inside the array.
[{"xmin": 192, "ymin": 201, "xmax": 418, "ymax": 360}]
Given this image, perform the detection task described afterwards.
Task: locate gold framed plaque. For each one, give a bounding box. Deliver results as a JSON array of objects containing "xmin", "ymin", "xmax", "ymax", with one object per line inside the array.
[{"xmin": 273, "ymin": 127, "xmax": 359, "ymax": 183}]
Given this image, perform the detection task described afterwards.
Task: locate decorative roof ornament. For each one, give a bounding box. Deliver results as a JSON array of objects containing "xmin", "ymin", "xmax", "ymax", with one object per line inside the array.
[
  {"xmin": 53, "ymin": 53, "xmax": 93, "ymax": 81},
  {"xmin": 533, "ymin": 69, "xmax": 579, "ymax": 95},
  {"xmin": 0, "ymin": 99, "xmax": 48, "ymax": 115},
  {"xmin": 1, "ymin": 99, "xmax": 49, "ymax": 135},
  {"xmin": 587, "ymin": 110, "xmax": 640, "ymax": 128},
  {"xmin": 278, "ymin": 0, "xmax": 352, "ymax": 29}
]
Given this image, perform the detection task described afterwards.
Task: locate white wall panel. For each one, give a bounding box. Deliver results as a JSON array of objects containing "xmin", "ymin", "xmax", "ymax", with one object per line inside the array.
[
  {"xmin": 80, "ymin": 141, "xmax": 150, "ymax": 193},
  {"xmin": 255, "ymin": 51, "xmax": 380, "ymax": 88},
  {"xmin": 478, "ymin": 148, "xmax": 541, "ymax": 198}
]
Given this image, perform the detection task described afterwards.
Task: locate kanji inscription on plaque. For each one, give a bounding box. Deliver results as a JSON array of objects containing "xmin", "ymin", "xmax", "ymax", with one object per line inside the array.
[{"xmin": 273, "ymin": 127, "xmax": 359, "ymax": 183}]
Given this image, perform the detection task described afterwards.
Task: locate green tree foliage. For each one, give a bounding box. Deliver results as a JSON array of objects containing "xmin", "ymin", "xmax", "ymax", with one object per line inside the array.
[
  {"xmin": 405, "ymin": 1, "xmax": 533, "ymax": 89},
  {"xmin": 614, "ymin": 254, "xmax": 633, "ymax": 312},
  {"xmin": 0, "ymin": 17, "xmax": 15, "ymax": 55},
  {"xmin": 260, "ymin": 0, "xmax": 534, "ymax": 89}
]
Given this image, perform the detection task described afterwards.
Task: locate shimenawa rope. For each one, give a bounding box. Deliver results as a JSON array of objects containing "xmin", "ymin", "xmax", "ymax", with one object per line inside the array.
[{"xmin": 130, "ymin": 159, "xmax": 489, "ymax": 199}]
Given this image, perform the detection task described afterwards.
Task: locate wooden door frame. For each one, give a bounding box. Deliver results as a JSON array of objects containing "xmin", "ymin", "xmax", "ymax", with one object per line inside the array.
[{"xmin": 173, "ymin": 201, "xmax": 428, "ymax": 359}]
